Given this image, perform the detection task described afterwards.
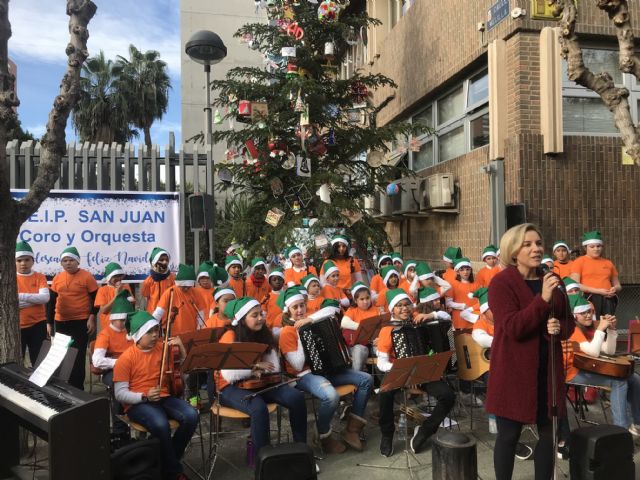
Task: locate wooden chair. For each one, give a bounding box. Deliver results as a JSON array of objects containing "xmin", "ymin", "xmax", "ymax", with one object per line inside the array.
[{"xmin": 88, "ymin": 340, "xmax": 107, "ymax": 393}]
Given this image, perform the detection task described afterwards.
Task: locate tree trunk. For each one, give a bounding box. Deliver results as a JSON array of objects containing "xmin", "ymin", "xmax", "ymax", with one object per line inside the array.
[{"xmin": 144, "ymin": 124, "xmax": 152, "ymax": 150}]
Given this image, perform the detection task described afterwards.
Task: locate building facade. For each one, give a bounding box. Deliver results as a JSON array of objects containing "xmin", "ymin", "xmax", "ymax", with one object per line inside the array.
[{"xmin": 363, "ymin": 0, "xmax": 640, "ymax": 297}]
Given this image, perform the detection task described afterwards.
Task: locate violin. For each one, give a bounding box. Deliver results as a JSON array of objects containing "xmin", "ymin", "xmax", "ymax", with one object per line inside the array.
[
  {"xmin": 236, "ymin": 373, "xmax": 282, "ymax": 390},
  {"xmin": 158, "ymin": 288, "xmax": 185, "ymax": 397}
]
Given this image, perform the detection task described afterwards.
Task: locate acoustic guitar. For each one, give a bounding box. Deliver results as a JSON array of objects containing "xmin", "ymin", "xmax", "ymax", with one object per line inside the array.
[
  {"xmin": 454, "ymin": 333, "xmax": 490, "ymax": 381},
  {"xmin": 573, "ymin": 352, "xmax": 634, "ymax": 379}
]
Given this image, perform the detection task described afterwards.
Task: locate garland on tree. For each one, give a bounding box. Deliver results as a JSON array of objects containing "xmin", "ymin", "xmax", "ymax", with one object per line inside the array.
[{"xmin": 208, "ymin": 0, "xmax": 426, "ymax": 258}]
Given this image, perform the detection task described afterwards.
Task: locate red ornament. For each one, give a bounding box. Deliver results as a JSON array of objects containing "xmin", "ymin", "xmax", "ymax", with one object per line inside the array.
[
  {"xmin": 350, "ymin": 81, "xmax": 369, "ymax": 103},
  {"xmin": 238, "ymin": 100, "xmax": 252, "ymax": 116}
]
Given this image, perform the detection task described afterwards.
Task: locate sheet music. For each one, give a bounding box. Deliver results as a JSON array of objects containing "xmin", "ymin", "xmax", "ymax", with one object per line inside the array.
[{"xmin": 29, "ymin": 333, "xmax": 72, "ymax": 387}]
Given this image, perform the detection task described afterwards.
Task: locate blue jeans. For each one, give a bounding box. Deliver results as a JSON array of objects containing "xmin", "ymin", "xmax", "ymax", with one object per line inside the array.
[
  {"xmin": 219, "ymin": 384, "xmax": 307, "ymax": 454},
  {"xmin": 296, "ymin": 369, "xmax": 373, "ymax": 435},
  {"xmin": 569, "ymin": 371, "xmax": 640, "ymax": 428},
  {"xmin": 127, "ymin": 396, "xmax": 199, "ymax": 476}
]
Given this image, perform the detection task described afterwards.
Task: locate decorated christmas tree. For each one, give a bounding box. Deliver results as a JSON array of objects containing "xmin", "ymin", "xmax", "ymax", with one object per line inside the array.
[{"xmin": 210, "ymin": 0, "xmax": 422, "ymax": 258}]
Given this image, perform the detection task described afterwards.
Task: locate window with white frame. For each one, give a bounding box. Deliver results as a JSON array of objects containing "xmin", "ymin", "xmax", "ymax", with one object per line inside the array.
[
  {"xmin": 562, "ymin": 47, "xmax": 640, "ymax": 135},
  {"xmin": 409, "ymin": 69, "xmax": 489, "ymax": 171}
]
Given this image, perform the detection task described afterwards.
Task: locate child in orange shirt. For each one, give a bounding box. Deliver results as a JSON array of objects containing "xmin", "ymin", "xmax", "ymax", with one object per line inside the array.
[
  {"xmin": 341, "ymin": 282, "xmax": 380, "ymax": 371},
  {"xmin": 409, "ymin": 262, "xmax": 452, "ymax": 300},
  {"xmin": 320, "ymin": 260, "xmax": 351, "ymax": 308},
  {"xmin": 95, "ymin": 262, "xmax": 135, "ymax": 331},
  {"xmin": 321, "ymin": 234, "xmax": 364, "ymax": 289},
  {"xmin": 441, "ymin": 246, "xmax": 462, "ymax": 284},
  {"xmin": 475, "ymin": 245, "xmax": 500, "ymax": 288},
  {"xmin": 283, "ymin": 245, "xmax": 318, "ymax": 287},
  {"xmin": 375, "ymin": 265, "xmax": 401, "ymax": 311},
  {"xmin": 245, "ymin": 258, "xmax": 271, "ymax": 300},
  {"xmin": 225, "ymin": 255, "xmax": 246, "ymax": 298},
  {"xmin": 552, "ymin": 240, "xmax": 573, "ymax": 279},
  {"xmin": 261, "ymin": 267, "xmax": 286, "ymax": 336},
  {"xmin": 16, "ymin": 241, "xmax": 49, "ymax": 365},
  {"xmin": 369, "ymin": 254, "xmax": 392, "ymax": 301},
  {"xmin": 113, "ymin": 311, "xmax": 197, "ymax": 480},
  {"xmin": 140, "ymin": 247, "xmax": 175, "ymax": 314},
  {"xmin": 399, "ymin": 260, "xmax": 417, "ymax": 295},
  {"xmin": 205, "ymin": 286, "xmax": 236, "ymax": 330},
  {"xmin": 194, "ymin": 261, "xmax": 216, "ymax": 315},
  {"xmin": 302, "ymin": 274, "xmax": 325, "ymax": 314},
  {"xmin": 445, "ymin": 257, "xmax": 480, "ymax": 330},
  {"xmin": 48, "ymin": 246, "xmax": 99, "ymax": 390}
]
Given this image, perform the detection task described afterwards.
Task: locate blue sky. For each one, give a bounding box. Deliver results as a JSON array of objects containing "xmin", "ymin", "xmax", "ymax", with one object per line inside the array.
[{"xmin": 9, "ymin": 0, "xmax": 182, "ymax": 146}]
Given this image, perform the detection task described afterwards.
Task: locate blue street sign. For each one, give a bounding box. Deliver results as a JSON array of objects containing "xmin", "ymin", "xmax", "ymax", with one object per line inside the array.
[{"xmin": 487, "ymin": 0, "xmax": 510, "ymax": 30}]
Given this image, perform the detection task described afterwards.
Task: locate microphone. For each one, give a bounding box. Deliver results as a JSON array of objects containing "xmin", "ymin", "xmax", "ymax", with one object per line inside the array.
[{"xmin": 540, "ymin": 264, "xmax": 565, "ymax": 291}]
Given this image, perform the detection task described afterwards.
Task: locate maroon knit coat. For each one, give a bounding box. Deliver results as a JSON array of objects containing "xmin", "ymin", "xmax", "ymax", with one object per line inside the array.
[{"xmin": 485, "ymin": 265, "xmax": 574, "ymax": 424}]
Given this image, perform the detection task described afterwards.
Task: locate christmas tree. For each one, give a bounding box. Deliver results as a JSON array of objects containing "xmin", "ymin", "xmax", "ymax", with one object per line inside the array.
[{"xmin": 210, "ymin": 0, "xmax": 423, "ymax": 259}]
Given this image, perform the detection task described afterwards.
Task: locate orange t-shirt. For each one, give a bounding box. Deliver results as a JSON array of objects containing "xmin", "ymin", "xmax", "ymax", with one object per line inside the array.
[
  {"xmin": 156, "ymin": 287, "xmax": 207, "ymax": 335},
  {"xmin": 205, "ymin": 312, "xmax": 231, "ymax": 329},
  {"xmin": 113, "ymin": 342, "xmax": 170, "ymax": 410},
  {"xmin": 261, "ymin": 291, "xmax": 283, "ymax": 330},
  {"xmin": 563, "ymin": 327, "xmax": 590, "ymax": 382},
  {"xmin": 446, "ymin": 279, "xmax": 481, "ymax": 329},
  {"xmin": 553, "ymin": 261, "xmax": 573, "ymax": 279},
  {"xmin": 343, "ymin": 305, "xmax": 380, "ymax": 324},
  {"xmin": 95, "ymin": 284, "xmax": 134, "ymax": 331},
  {"xmin": 306, "ymin": 295, "xmax": 326, "ymax": 315},
  {"xmin": 322, "ymin": 257, "xmax": 361, "ymax": 290},
  {"xmin": 94, "ymin": 325, "xmax": 133, "ymax": 358},
  {"xmin": 473, "ymin": 314, "xmax": 494, "ymax": 337},
  {"xmin": 399, "ymin": 278, "xmax": 412, "ymax": 296},
  {"xmin": 375, "ymin": 287, "xmax": 390, "ymax": 310},
  {"xmin": 228, "ymin": 277, "xmax": 246, "ymax": 298},
  {"xmin": 571, "ymin": 256, "xmax": 618, "ymax": 290},
  {"xmin": 284, "ymin": 265, "xmax": 318, "ymax": 286},
  {"xmin": 475, "ymin": 266, "xmax": 500, "ymax": 288},
  {"xmin": 141, "ymin": 273, "xmax": 175, "ymax": 314},
  {"xmin": 17, "ymin": 271, "xmax": 48, "ymax": 328},
  {"xmin": 443, "ymin": 268, "xmax": 457, "ymax": 285},
  {"xmin": 279, "ymin": 325, "xmax": 309, "ymax": 375},
  {"xmin": 50, "ymin": 269, "xmax": 99, "ymax": 321},
  {"xmin": 376, "ymin": 326, "xmax": 396, "ymax": 363},
  {"xmin": 321, "ymin": 284, "xmax": 348, "ymax": 303},
  {"xmin": 369, "ymin": 274, "xmax": 384, "ymax": 295},
  {"xmin": 245, "ymin": 277, "xmax": 271, "ymax": 302},
  {"xmin": 194, "ymin": 286, "xmax": 215, "ymax": 315}
]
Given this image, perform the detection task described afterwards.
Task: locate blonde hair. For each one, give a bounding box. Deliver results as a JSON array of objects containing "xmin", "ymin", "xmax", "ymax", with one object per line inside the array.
[{"xmin": 499, "ymin": 223, "xmax": 543, "ymax": 267}]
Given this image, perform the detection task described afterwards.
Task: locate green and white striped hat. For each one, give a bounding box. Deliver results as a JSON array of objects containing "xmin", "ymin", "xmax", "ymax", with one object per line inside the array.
[
  {"xmin": 60, "ymin": 246, "xmax": 80, "ymax": 263},
  {"xmin": 418, "ymin": 287, "xmax": 440, "ymax": 304},
  {"xmin": 104, "ymin": 262, "xmax": 125, "ymax": 282},
  {"xmin": 110, "ymin": 289, "xmax": 135, "ymax": 320},
  {"xmin": 15, "ymin": 241, "xmax": 34, "ymax": 259},
  {"xmin": 386, "ymin": 288, "xmax": 411, "ymax": 312},
  {"xmin": 224, "ymin": 296, "xmax": 261, "ymax": 327},
  {"xmin": 381, "ymin": 265, "xmax": 399, "ymax": 285},
  {"xmin": 582, "ymin": 231, "xmax": 603, "ymax": 246},
  {"xmin": 453, "ymin": 257, "xmax": 472, "ymax": 271},
  {"xmin": 330, "ymin": 234, "xmax": 350, "ymax": 246}
]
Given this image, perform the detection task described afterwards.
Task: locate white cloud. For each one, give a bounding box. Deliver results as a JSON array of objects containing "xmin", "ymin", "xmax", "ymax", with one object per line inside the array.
[
  {"xmin": 9, "ymin": 0, "xmax": 180, "ymax": 76},
  {"xmin": 24, "ymin": 124, "xmax": 46, "ymax": 137}
]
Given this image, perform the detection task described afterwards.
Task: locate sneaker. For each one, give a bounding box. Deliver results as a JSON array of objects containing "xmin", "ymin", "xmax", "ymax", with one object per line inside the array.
[
  {"xmin": 315, "ymin": 463, "xmax": 320, "ymax": 474},
  {"xmin": 380, "ymin": 435, "xmax": 394, "ymax": 457},
  {"xmin": 557, "ymin": 443, "xmax": 570, "ymax": 460},
  {"xmin": 410, "ymin": 425, "xmax": 428, "ymax": 454},
  {"xmin": 629, "ymin": 424, "xmax": 640, "ymax": 437},
  {"xmin": 460, "ymin": 392, "xmax": 484, "ymax": 407},
  {"xmin": 515, "ymin": 442, "xmax": 533, "ymax": 460}
]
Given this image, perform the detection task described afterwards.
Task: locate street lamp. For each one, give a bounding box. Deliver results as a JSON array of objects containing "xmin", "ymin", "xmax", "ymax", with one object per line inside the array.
[{"xmin": 185, "ymin": 30, "xmax": 227, "ymax": 263}]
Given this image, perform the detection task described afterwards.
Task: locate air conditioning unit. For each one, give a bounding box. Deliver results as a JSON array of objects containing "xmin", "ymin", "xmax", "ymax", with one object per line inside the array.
[
  {"xmin": 391, "ymin": 177, "xmax": 420, "ymax": 215},
  {"xmin": 379, "ymin": 190, "xmax": 393, "ymax": 217},
  {"xmin": 364, "ymin": 194, "xmax": 381, "ymax": 217},
  {"xmin": 420, "ymin": 173, "xmax": 456, "ymax": 211}
]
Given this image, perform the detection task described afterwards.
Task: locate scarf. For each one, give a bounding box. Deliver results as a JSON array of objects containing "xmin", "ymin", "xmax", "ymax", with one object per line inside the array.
[{"xmin": 149, "ymin": 269, "xmax": 171, "ymax": 282}]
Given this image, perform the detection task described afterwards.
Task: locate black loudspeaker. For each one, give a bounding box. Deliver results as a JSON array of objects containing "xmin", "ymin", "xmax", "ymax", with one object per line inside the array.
[
  {"xmin": 255, "ymin": 443, "xmax": 316, "ymax": 480},
  {"xmin": 569, "ymin": 425, "xmax": 635, "ymax": 479},
  {"xmin": 188, "ymin": 193, "xmax": 214, "ymax": 231},
  {"xmin": 111, "ymin": 438, "xmax": 162, "ymax": 480},
  {"xmin": 506, "ymin": 203, "xmax": 526, "ymax": 229}
]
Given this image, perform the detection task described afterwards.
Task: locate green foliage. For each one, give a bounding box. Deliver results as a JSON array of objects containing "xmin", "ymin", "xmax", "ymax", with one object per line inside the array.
[{"xmin": 211, "ymin": 1, "xmax": 428, "ymax": 256}]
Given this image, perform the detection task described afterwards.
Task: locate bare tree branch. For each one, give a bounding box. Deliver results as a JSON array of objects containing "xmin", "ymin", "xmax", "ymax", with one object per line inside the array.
[
  {"xmin": 15, "ymin": 0, "xmax": 97, "ymax": 223},
  {"xmin": 594, "ymin": 0, "xmax": 640, "ymax": 80},
  {"xmin": 551, "ymin": 0, "xmax": 640, "ymax": 165}
]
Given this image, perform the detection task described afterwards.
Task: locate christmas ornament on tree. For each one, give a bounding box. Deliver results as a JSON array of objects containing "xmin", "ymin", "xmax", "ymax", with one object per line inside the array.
[
  {"xmin": 318, "ymin": 0, "xmax": 340, "ymax": 22},
  {"xmin": 386, "ymin": 183, "xmax": 400, "ymax": 196}
]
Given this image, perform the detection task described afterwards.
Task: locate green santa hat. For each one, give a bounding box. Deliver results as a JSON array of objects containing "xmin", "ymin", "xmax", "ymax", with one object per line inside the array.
[
  {"xmin": 110, "ymin": 289, "xmax": 135, "ymax": 320},
  {"xmin": 276, "ymin": 286, "xmax": 306, "ymax": 312},
  {"xmin": 175, "ymin": 264, "xmax": 196, "ymax": 287},
  {"xmin": 225, "ymin": 255, "xmax": 243, "ymax": 271},
  {"xmin": 15, "ymin": 240, "xmax": 34, "ymax": 259},
  {"xmin": 300, "ymin": 274, "xmax": 320, "ymax": 290},
  {"xmin": 213, "ymin": 286, "xmax": 236, "ymax": 302},
  {"xmin": 223, "ymin": 296, "xmax": 261, "ymax": 327},
  {"xmin": 268, "ymin": 266, "xmax": 285, "ymax": 279},
  {"xmin": 321, "ymin": 260, "xmax": 339, "ymax": 278},
  {"xmin": 251, "ymin": 257, "xmax": 267, "ymax": 270},
  {"xmin": 210, "ymin": 265, "xmax": 229, "ymax": 286},
  {"xmin": 197, "ymin": 261, "xmax": 215, "ymax": 280},
  {"xmin": 418, "ymin": 287, "xmax": 440, "ymax": 304},
  {"xmin": 390, "ymin": 252, "xmax": 404, "ymax": 265},
  {"xmin": 226, "ymin": 242, "xmax": 242, "ymax": 255},
  {"xmin": 330, "ymin": 234, "xmax": 350, "ymax": 247},
  {"xmin": 569, "ymin": 294, "xmax": 592, "ymax": 314},
  {"xmin": 125, "ymin": 310, "xmax": 159, "ymax": 343},
  {"xmin": 563, "ymin": 276, "xmax": 580, "ymax": 292},
  {"xmin": 350, "ymin": 281, "xmax": 370, "ymax": 297},
  {"xmin": 415, "ymin": 262, "xmax": 434, "ymax": 281},
  {"xmin": 386, "ymin": 288, "xmax": 411, "ymax": 312},
  {"xmin": 381, "ymin": 265, "xmax": 399, "ymax": 286},
  {"xmin": 149, "ymin": 247, "xmax": 170, "ymax": 266},
  {"xmin": 481, "ymin": 245, "xmax": 498, "ymax": 260},
  {"xmin": 453, "ymin": 257, "xmax": 472, "ymax": 271},
  {"xmin": 542, "ymin": 256, "xmax": 554, "ymax": 266},
  {"xmin": 60, "ymin": 246, "xmax": 80, "ymax": 263},
  {"xmin": 321, "ymin": 298, "xmax": 341, "ymax": 315},
  {"xmin": 104, "ymin": 262, "xmax": 125, "ymax": 283},
  {"xmin": 403, "ymin": 260, "xmax": 417, "ymax": 276},
  {"xmin": 284, "ymin": 245, "xmax": 303, "ymax": 259},
  {"xmin": 469, "ymin": 287, "xmax": 490, "ymax": 313},
  {"xmin": 552, "ymin": 241, "xmax": 570, "ymax": 252},
  {"xmin": 442, "ymin": 246, "xmax": 462, "ymax": 263},
  {"xmin": 582, "ymin": 231, "xmax": 603, "ymax": 246},
  {"xmin": 377, "ymin": 254, "xmax": 392, "ymax": 268}
]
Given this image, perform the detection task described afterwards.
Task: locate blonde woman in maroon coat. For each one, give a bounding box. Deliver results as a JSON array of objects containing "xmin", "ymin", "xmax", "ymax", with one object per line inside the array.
[{"xmin": 486, "ymin": 224, "xmax": 573, "ymax": 480}]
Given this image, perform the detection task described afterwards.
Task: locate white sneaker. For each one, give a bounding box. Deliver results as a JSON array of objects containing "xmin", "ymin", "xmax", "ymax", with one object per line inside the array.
[{"xmin": 629, "ymin": 424, "xmax": 640, "ymax": 436}]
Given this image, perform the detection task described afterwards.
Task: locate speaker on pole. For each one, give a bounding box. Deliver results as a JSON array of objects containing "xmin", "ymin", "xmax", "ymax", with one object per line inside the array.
[{"xmin": 569, "ymin": 425, "xmax": 634, "ymax": 479}]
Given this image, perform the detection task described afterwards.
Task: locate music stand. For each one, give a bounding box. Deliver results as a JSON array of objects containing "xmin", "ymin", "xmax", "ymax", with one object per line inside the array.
[
  {"xmin": 178, "ymin": 328, "xmax": 222, "ymax": 353},
  {"xmin": 359, "ymin": 351, "xmax": 453, "ymax": 479},
  {"xmin": 33, "ymin": 341, "xmax": 79, "ymax": 385},
  {"xmin": 353, "ymin": 313, "xmax": 392, "ymax": 346}
]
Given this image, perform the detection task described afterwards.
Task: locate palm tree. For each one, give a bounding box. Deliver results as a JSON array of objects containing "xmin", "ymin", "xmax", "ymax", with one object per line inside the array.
[
  {"xmin": 115, "ymin": 45, "xmax": 171, "ymax": 150},
  {"xmin": 72, "ymin": 50, "xmax": 135, "ymax": 144}
]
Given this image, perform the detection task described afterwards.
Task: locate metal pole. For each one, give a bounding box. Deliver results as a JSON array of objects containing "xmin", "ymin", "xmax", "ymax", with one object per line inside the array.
[{"xmin": 204, "ymin": 64, "xmax": 215, "ymax": 262}]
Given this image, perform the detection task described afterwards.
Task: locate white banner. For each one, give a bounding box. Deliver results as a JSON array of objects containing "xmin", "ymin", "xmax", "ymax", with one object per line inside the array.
[{"xmin": 11, "ymin": 190, "xmax": 182, "ymax": 282}]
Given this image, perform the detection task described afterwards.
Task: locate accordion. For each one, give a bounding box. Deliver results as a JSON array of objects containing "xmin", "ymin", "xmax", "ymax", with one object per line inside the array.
[
  {"xmin": 299, "ymin": 316, "xmax": 352, "ymax": 375},
  {"xmin": 391, "ymin": 320, "xmax": 452, "ymax": 359}
]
